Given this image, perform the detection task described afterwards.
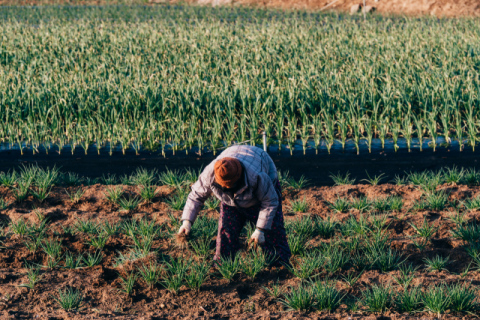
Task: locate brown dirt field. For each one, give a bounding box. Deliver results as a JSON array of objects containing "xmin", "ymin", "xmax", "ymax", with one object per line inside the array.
[
  {"xmin": 1, "ymin": 181, "xmax": 480, "ymax": 319},
  {"xmin": 1, "ymin": 0, "xmax": 479, "ymax": 17},
  {"xmin": 228, "ymin": 0, "xmax": 480, "ymax": 17}
]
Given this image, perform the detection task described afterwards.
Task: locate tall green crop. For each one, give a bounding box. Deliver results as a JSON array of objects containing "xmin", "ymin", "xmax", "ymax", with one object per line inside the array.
[{"xmin": 0, "ymin": 6, "xmax": 479, "ymax": 155}]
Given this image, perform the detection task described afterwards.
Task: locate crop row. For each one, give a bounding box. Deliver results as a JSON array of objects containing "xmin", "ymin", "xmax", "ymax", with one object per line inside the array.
[
  {"xmin": 1, "ymin": 165, "xmax": 480, "ymax": 209},
  {"xmin": 2, "ymin": 165, "xmax": 480, "ymax": 211},
  {"xmin": 1, "ymin": 6, "xmax": 480, "ymax": 155}
]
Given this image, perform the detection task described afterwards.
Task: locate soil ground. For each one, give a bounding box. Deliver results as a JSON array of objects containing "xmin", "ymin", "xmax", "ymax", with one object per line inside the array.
[
  {"xmin": 1, "ymin": 0, "xmax": 479, "ymax": 17},
  {"xmin": 1, "ymin": 177, "xmax": 480, "ymax": 319}
]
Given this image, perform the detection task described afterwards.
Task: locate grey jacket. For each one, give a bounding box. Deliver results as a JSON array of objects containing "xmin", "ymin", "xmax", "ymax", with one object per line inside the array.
[{"xmin": 181, "ymin": 145, "xmax": 279, "ymax": 230}]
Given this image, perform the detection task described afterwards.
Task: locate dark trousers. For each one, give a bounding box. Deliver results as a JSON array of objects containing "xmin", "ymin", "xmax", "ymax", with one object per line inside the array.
[{"xmin": 214, "ymin": 181, "xmax": 291, "ymax": 266}]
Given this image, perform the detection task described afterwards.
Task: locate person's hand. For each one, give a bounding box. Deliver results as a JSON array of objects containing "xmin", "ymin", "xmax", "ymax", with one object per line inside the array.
[
  {"xmin": 248, "ymin": 228, "xmax": 265, "ymax": 249},
  {"xmin": 178, "ymin": 220, "xmax": 192, "ymax": 235}
]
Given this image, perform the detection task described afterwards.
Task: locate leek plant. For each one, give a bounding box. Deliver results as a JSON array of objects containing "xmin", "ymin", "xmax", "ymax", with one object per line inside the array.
[{"xmin": 2, "ymin": 6, "xmax": 480, "ymax": 156}]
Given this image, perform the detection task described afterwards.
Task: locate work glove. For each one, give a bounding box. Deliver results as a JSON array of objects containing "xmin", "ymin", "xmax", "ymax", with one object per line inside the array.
[
  {"xmin": 248, "ymin": 228, "xmax": 265, "ymax": 249},
  {"xmin": 178, "ymin": 220, "xmax": 192, "ymax": 235}
]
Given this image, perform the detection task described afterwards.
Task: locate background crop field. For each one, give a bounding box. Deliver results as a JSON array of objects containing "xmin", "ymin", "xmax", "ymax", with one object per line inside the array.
[{"xmin": 1, "ymin": 5, "xmax": 480, "ymax": 157}]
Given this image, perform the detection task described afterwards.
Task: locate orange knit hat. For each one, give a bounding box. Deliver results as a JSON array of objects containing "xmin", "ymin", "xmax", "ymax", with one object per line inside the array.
[{"xmin": 214, "ymin": 157, "xmax": 243, "ymax": 188}]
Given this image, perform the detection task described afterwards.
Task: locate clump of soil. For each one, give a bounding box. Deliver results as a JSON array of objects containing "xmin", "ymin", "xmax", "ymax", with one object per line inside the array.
[{"xmin": 175, "ymin": 233, "xmax": 189, "ymax": 249}]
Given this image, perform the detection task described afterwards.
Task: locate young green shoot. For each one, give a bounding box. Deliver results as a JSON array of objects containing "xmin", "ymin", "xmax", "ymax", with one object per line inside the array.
[
  {"xmin": 117, "ymin": 196, "xmax": 143, "ymax": 213},
  {"xmin": 18, "ymin": 262, "xmax": 42, "ymax": 290},
  {"xmin": 314, "ymin": 215, "xmax": 337, "ymax": 239},
  {"xmin": 53, "ymin": 287, "xmax": 84, "ymax": 311},
  {"xmin": 361, "ymin": 171, "xmax": 386, "ymax": 186},
  {"xmin": 162, "ymin": 257, "xmax": 190, "ymax": 294},
  {"xmin": 286, "ymin": 251, "xmax": 324, "ymax": 280},
  {"xmin": 330, "ymin": 172, "xmax": 356, "ymax": 186},
  {"xmin": 103, "ymin": 186, "xmax": 123, "ymax": 204},
  {"xmin": 137, "ymin": 262, "xmax": 162, "ymax": 289},
  {"xmin": 423, "ymin": 255, "xmax": 451, "ymax": 272},
  {"xmin": 65, "ymin": 188, "xmax": 85, "ymax": 204},
  {"xmin": 185, "ymin": 260, "xmax": 211, "ymax": 292},
  {"xmin": 263, "ymin": 279, "xmax": 286, "ymax": 299},
  {"xmin": 81, "ymin": 251, "xmax": 103, "ymax": 267},
  {"xmin": 289, "ymin": 197, "xmax": 309, "ymax": 213},
  {"xmin": 392, "ymin": 264, "xmax": 418, "ymax": 289},
  {"xmin": 360, "ymin": 283, "xmax": 394, "ymax": 313},
  {"xmin": 119, "ymin": 272, "xmax": 137, "ymax": 296},
  {"xmin": 214, "ymin": 253, "xmax": 241, "ymax": 283}
]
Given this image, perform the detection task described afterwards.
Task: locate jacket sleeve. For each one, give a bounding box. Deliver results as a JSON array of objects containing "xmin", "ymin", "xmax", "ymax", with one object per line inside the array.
[
  {"xmin": 181, "ymin": 167, "xmax": 213, "ymax": 223},
  {"xmin": 254, "ymin": 172, "xmax": 279, "ymax": 230}
]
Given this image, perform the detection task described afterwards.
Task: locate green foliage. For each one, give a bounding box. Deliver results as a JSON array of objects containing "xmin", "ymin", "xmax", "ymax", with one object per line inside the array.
[
  {"xmin": 74, "ymin": 219, "xmax": 99, "ymax": 234},
  {"xmin": 286, "ymin": 251, "xmax": 324, "ymax": 280},
  {"xmin": 423, "ymin": 255, "xmax": 451, "ymax": 272},
  {"xmin": 329, "ymin": 198, "xmax": 350, "ymax": 213},
  {"xmin": 288, "ymin": 175, "xmax": 310, "ymax": 191},
  {"xmin": 119, "ymin": 272, "xmax": 137, "ymax": 295},
  {"xmin": 18, "ymin": 262, "xmax": 42, "ymax": 290},
  {"xmin": 65, "ymin": 187, "xmax": 85, "ymax": 204},
  {"xmin": 409, "ymin": 217, "xmax": 438, "ymax": 240},
  {"xmin": 137, "ymin": 262, "xmax": 162, "ymax": 289},
  {"xmin": 60, "ymin": 172, "xmax": 82, "ymax": 187},
  {"xmin": 240, "ymin": 249, "xmax": 274, "ymax": 280},
  {"xmin": 426, "ymin": 191, "xmax": 449, "ymax": 211},
  {"xmin": 462, "ymin": 196, "xmax": 480, "ymax": 211},
  {"xmin": 101, "ymin": 174, "xmax": 117, "ymax": 185},
  {"xmin": 162, "ymin": 257, "xmax": 190, "ymax": 294},
  {"xmin": 53, "ymin": 287, "xmax": 84, "ymax": 311},
  {"xmin": 158, "ymin": 168, "xmax": 186, "ymax": 189},
  {"xmin": 137, "ymin": 184, "xmax": 158, "ymax": 204},
  {"xmin": 287, "ymin": 233, "xmax": 310, "ymax": 256},
  {"xmin": 86, "ymin": 234, "xmax": 109, "ymax": 250},
  {"xmin": 360, "ymin": 284, "xmax": 394, "ymax": 313},
  {"xmin": 117, "ymin": 196, "xmax": 143, "ymax": 213},
  {"xmin": 449, "ymin": 283, "xmax": 479, "ymax": 314},
  {"xmin": 214, "ymin": 253, "xmax": 241, "ymax": 283},
  {"xmin": 41, "ymin": 237, "xmax": 63, "ymax": 262},
  {"xmin": 314, "ymin": 215, "xmax": 337, "ymax": 239},
  {"xmin": 64, "ymin": 251, "xmax": 83, "ymax": 269},
  {"xmin": 203, "ymin": 197, "xmax": 220, "ymax": 211},
  {"xmin": 81, "ymin": 251, "xmax": 103, "ymax": 267},
  {"xmin": 263, "ymin": 279, "xmax": 285, "ymax": 299},
  {"xmin": 289, "ymin": 197, "xmax": 309, "ymax": 213},
  {"xmin": 0, "ymin": 6, "xmax": 480, "ymax": 158},
  {"xmin": 0, "ymin": 170, "xmax": 17, "ymax": 188},
  {"xmin": 422, "ymin": 284, "xmax": 452, "ymax": 317},
  {"xmin": 165, "ymin": 189, "xmax": 189, "ymax": 211},
  {"xmin": 103, "ymin": 186, "xmax": 123, "ymax": 204},
  {"xmin": 280, "ymin": 283, "xmax": 317, "ymax": 312},
  {"xmin": 392, "ymin": 264, "xmax": 418, "ymax": 289},
  {"xmin": 443, "ymin": 166, "xmax": 465, "ymax": 184},
  {"xmin": 130, "ymin": 167, "xmax": 157, "ymax": 186},
  {"xmin": 451, "ymin": 221, "xmax": 480, "ymax": 243},
  {"xmin": 349, "ymin": 197, "xmax": 371, "ymax": 213},
  {"xmin": 361, "ymin": 172, "xmax": 386, "ymax": 186},
  {"xmin": 395, "ymin": 287, "xmax": 423, "ymax": 313},
  {"xmin": 185, "ymin": 260, "xmax": 210, "ymax": 292},
  {"xmin": 330, "ymin": 172, "xmax": 356, "ymax": 186},
  {"xmin": 313, "ymin": 281, "xmax": 344, "ymax": 312}
]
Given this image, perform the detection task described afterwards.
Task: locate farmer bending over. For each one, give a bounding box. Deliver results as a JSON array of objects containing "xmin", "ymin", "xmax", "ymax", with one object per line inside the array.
[{"xmin": 178, "ymin": 145, "xmax": 291, "ymax": 265}]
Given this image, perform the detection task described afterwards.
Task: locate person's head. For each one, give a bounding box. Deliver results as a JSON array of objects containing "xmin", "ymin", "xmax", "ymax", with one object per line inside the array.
[{"xmin": 214, "ymin": 157, "xmax": 243, "ymax": 192}]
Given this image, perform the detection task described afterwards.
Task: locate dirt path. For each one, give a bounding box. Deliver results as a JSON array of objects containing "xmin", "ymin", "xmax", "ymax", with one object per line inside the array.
[
  {"xmin": 2, "ymin": 0, "xmax": 480, "ymax": 17},
  {"xmin": 231, "ymin": 0, "xmax": 480, "ymax": 17}
]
